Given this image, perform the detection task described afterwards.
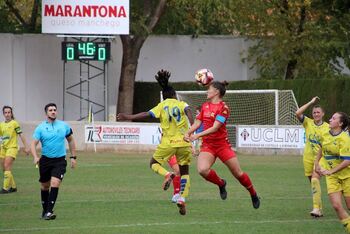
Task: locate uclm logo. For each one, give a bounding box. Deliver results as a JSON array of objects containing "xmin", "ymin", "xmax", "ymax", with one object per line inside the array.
[
  {"xmin": 44, "ymin": 4, "xmax": 127, "ymax": 18},
  {"xmin": 241, "ymin": 129, "xmax": 250, "ymax": 141}
]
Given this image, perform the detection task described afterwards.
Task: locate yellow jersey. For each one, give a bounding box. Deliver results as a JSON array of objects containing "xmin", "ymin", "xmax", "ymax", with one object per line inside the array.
[
  {"xmin": 149, "ymin": 98, "xmax": 191, "ymax": 148},
  {"xmin": 0, "ymin": 120, "xmax": 22, "ymax": 149},
  {"xmin": 319, "ymin": 131, "xmax": 350, "ymax": 179},
  {"xmin": 302, "ymin": 116, "xmax": 329, "ymax": 159}
]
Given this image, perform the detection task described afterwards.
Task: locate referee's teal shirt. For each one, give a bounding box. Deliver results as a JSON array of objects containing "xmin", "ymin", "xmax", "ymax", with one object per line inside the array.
[{"xmin": 33, "ymin": 120, "xmax": 72, "ymax": 158}]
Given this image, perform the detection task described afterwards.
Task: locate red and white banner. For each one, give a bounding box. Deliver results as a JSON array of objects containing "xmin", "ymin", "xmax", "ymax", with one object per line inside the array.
[
  {"xmin": 42, "ymin": 0, "xmax": 129, "ymax": 35},
  {"xmin": 237, "ymin": 125, "xmax": 305, "ymax": 149},
  {"xmin": 85, "ymin": 124, "xmax": 161, "ymax": 145}
]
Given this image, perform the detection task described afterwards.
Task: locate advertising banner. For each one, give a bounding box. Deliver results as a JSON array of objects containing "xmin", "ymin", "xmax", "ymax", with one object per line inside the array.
[
  {"xmin": 42, "ymin": 0, "xmax": 129, "ymax": 34},
  {"xmin": 237, "ymin": 125, "xmax": 305, "ymax": 149},
  {"xmin": 85, "ymin": 124, "xmax": 161, "ymax": 145}
]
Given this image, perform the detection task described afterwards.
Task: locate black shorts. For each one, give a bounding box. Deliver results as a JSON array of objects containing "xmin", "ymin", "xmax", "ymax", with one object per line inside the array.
[{"xmin": 39, "ymin": 156, "xmax": 67, "ymax": 183}]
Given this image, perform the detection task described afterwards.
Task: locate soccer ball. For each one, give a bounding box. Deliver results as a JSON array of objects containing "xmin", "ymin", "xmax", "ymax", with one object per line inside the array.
[{"xmin": 195, "ymin": 68, "xmax": 214, "ymax": 86}]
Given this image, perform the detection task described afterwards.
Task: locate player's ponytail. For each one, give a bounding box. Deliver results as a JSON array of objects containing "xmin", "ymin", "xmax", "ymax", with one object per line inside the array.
[
  {"xmin": 155, "ymin": 69, "xmax": 176, "ymax": 100},
  {"xmin": 2, "ymin": 106, "xmax": 14, "ymax": 120},
  {"xmin": 210, "ymin": 81, "xmax": 228, "ymax": 97}
]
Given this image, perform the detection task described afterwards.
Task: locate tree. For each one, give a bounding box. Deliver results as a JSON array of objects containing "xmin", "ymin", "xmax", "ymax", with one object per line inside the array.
[
  {"xmin": 117, "ymin": 0, "xmax": 167, "ymax": 115},
  {"xmin": 1, "ymin": 0, "xmax": 40, "ymax": 33},
  {"xmin": 227, "ymin": 0, "xmax": 350, "ymax": 80},
  {"xmin": 117, "ymin": 0, "xmax": 234, "ymax": 115}
]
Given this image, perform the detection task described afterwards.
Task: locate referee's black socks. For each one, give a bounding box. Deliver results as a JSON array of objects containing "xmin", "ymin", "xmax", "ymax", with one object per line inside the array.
[
  {"xmin": 41, "ymin": 189, "xmax": 49, "ymax": 213},
  {"xmin": 47, "ymin": 187, "xmax": 59, "ymax": 213}
]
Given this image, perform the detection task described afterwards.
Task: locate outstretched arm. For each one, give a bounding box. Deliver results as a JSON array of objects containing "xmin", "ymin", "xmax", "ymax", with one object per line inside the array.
[
  {"xmin": 295, "ymin": 96, "xmax": 319, "ymax": 121},
  {"xmin": 184, "ymin": 119, "xmax": 201, "ymax": 141},
  {"xmin": 189, "ymin": 121, "xmax": 222, "ymax": 141},
  {"xmin": 117, "ymin": 112, "xmax": 151, "ymax": 121}
]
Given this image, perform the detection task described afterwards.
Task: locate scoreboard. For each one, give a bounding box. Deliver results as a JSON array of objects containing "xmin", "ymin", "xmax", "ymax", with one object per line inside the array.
[{"xmin": 62, "ymin": 42, "xmax": 110, "ymax": 61}]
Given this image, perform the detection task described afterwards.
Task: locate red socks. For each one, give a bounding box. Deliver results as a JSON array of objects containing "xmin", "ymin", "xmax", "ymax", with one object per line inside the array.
[
  {"xmin": 172, "ymin": 175, "xmax": 181, "ymax": 194},
  {"xmin": 205, "ymin": 169, "xmax": 225, "ymax": 187},
  {"xmin": 238, "ymin": 172, "xmax": 256, "ymax": 196}
]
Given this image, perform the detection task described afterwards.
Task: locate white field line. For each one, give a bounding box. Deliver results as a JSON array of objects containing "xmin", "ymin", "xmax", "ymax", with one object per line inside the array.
[
  {"xmin": 0, "ymin": 219, "xmax": 339, "ymax": 232},
  {"xmin": 14, "ymin": 164, "xmax": 113, "ymax": 169},
  {"xmin": 0, "ymin": 194, "xmax": 310, "ymax": 207},
  {"xmin": 0, "ymin": 196, "xmax": 313, "ymax": 206}
]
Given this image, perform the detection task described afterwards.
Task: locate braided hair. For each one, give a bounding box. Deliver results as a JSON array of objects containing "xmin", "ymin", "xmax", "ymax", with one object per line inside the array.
[{"xmin": 155, "ymin": 69, "xmax": 176, "ymax": 100}]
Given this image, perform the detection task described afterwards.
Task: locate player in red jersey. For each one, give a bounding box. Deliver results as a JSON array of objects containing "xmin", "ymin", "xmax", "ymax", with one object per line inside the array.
[{"xmin": 185, "ymin": 81, "xmax": 260, "ymax": 209}]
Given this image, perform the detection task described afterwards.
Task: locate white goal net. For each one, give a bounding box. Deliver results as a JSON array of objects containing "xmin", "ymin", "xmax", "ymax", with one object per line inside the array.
[{"xmin": 170, "ymin": 90, "xmax": 300, "ymax": 147}]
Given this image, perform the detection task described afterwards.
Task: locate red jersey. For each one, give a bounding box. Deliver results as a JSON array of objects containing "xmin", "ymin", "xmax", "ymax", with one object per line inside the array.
[{"xmin": 196, "ymin": 101, "xmax": 230, "ymax": 145}]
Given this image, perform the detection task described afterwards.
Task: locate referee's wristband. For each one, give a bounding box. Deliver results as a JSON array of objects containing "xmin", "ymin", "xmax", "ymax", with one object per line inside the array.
[{"xmin": 70, "ymin": 156, "xmax": 77, "ymax": 159}]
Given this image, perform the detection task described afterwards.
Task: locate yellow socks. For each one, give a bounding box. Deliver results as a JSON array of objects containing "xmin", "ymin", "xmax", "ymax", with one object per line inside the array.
[
  {"xmin": 341, "ymin": 217, "xmax": 350, "ymax": 233},
  {"xmin": 311, "ymin": 178, "xmax": 322, "ymax": 210},
  {"xmin": 180, "ymin": 175, "xmax": 190, "ymax": 198},
  {"xmin": 3, "ymin": 171, "xmax": 12, "ymax": 190},
  {"xmin": 151, "ymin": 163, "xmax": 168, "ymax": 177}
]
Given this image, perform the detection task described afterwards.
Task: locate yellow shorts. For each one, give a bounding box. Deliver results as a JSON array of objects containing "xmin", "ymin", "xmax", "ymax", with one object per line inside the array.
[
  {"xmin": 303, "ymin": 156, "xmax": 327, "ymax": 177},
  {"xmin": 326, "ymin": 175, "xmax": 350, "ymax": 196},
  {"xmin": 153, "ymin": 146, "xmax": 192, "ymax": 166},
  {"xmin": 0, "ymin": 147, "xmax": 18, "ymax": 159}
]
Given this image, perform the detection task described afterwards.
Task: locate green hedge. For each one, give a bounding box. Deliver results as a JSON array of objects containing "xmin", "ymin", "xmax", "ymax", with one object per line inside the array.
[{"xmin": 134, "ymin": 79, "xmax": 350, "ymax": 121}]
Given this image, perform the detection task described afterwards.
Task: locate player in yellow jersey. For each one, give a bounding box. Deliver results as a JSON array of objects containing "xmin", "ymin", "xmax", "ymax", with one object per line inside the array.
[
  {"xmin": 0, "ymin": 106, "xmax": 30, "ymax": 193},
  {"xmin": 296, "ymin": 96, "xmax": 329, "ymax": 217},
  {"xmin": 315, "ymin": 112, "xmax": 350, "ymax": 233},
  {"xmin": 117, "ymin": 70, "xmax": 194, "ymax": 215}
]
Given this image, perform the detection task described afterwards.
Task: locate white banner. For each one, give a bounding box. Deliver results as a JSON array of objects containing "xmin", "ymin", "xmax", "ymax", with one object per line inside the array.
[
  {"xmin": 237, "ymin": 125, "xmax": 305, "ymax": 149},
  {"xmin": 85, "ymin": 124, "xmax": 161, "ymax": 145},
  {"xmin": 42, "ymin": 0, "xmax": 129, "ymax": 35}
]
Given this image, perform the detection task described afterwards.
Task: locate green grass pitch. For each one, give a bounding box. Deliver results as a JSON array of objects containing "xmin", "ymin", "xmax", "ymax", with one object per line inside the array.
[{"xmin": 0, "ymin": 153, "xmax": 345, "ymax": 233}]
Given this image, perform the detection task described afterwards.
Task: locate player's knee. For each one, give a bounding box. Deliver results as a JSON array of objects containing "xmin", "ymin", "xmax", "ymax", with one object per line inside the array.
[
  {"xmin": 149, "ymin": 158, "xmax": 158, "ymax": 168},
  {"xmin": 41, "ymin": 183, "xmax": 50, "ymax": 190},
  {"xmin": 197, "ymin": 166, "xmax": 209, "ymax": 177}
]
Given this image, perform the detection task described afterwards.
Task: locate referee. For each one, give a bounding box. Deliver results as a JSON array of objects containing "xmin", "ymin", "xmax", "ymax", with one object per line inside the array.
[{"xmin": 30, "ymin": 103, "xmax": 77, "ymax": 220}]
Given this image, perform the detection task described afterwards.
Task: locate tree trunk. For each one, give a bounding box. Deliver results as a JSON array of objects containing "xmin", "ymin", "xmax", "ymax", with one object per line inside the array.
[
  {"xmin": 116, "ymin": 0, "xmax": 167, "ymax": 115},
  {"xmin": 116, "ymin": 0, "xmax": 167, "ymax": 116},
  {"xmin": 5, "ymin": 0, "xmax": 39, "ymax": 32},
  {"xmin": 283, "ymin": 2, "xmax": 306, "ymax": 80},
  {"xmin": 285, "ymin": 59, "xmax": 297, "ymax": 80},
  {"xmin": 116, "ymin": 36, "xmax": 146, "ymax": 116}
]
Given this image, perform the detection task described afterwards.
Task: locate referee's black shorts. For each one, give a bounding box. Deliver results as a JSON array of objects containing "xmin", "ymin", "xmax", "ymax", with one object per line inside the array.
[{"xmin": 38, "ymin": 156, "xmax": 67, "ymax": 183}]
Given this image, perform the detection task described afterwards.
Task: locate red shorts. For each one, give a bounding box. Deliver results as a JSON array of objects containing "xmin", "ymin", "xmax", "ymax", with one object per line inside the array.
[
  {"xmin": 167, "ymin": 155, "xmax": 178, "ymax": 167},
  {"xmin": 200, "ymin": 142, "xmax": 236, "ymax": 162}
]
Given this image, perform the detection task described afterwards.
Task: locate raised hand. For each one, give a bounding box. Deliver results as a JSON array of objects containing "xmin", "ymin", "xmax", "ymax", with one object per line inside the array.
[
  {"xmin": 310, "ymin": 96, "xmax": 320, "ymax": 104},
  {"xmin": 155, "ymin": 69, "xmax": 171, "ymax": 80}
]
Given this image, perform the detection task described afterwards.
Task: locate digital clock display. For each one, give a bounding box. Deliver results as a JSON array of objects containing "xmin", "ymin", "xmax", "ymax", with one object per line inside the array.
[{"xmin": 62, "ymin": 42, "xmax": 111, "ymax": 61}]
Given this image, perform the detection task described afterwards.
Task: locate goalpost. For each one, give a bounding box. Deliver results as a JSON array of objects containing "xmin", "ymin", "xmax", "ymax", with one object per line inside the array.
[{"xmin": 170, "ymin": 90, "xmax": 300, "ymax": 147}]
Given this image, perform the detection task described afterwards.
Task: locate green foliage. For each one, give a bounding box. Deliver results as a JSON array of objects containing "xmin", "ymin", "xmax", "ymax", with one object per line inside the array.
[
  {"xmin": 0, "ymin": 0, "xmax": 41, "ymax": 33},
  {"xmin": 155, "ymin": 0, "xmax": 233, "ymax": 35},
  {"xmin": 134, "ymin": 79, "xmax": 350, "ymax": 120},
  {"xmin": 0, "ymin": 2, "xmax": 20, "ymax": 32},
  {"xmin": 228, "ymin": 0, "xmax": 350, "ymax": 79}
]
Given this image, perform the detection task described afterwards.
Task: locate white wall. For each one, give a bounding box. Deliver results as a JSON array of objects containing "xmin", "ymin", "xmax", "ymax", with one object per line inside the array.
[{"xmin": 0, "ymin": 34, "xmax": 256, "ymax": 121}]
